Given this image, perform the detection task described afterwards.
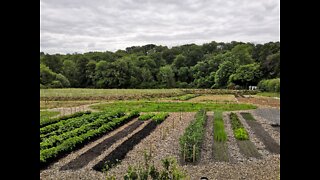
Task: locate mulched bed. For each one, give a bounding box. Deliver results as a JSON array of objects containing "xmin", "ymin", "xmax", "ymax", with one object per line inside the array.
[
  {"xmin": 212, "ymin": 113, "xmax": 230, "ymax": 162},
  {"xmin": 242, "ymin": 113, "xmax": 279, "ymax": 154},
  {"xmin": 236, "ymin": 140, "xmax": 262, "ymax": 158},
  {"xmin": 212, "ymin": 141, "xmax": 230, "ymax": 162},
  {"xmin": 60, "ymin": 120, "xmax": 144, "ymax": 170},
  {"xmin": 93, "ymin": 120, "xmax": 158, "ymax": 171}
]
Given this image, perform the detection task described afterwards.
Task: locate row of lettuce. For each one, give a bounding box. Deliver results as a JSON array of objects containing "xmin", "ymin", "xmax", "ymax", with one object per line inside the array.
[{"xmin": 40, "ymin": 110, "xmax": 169, "ymax": 167}]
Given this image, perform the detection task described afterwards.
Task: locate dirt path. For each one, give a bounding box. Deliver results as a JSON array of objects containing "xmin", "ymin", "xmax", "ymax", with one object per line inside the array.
[{"xmin": 200, "ymin": 112, "xmax": 214, "ymax": 164}]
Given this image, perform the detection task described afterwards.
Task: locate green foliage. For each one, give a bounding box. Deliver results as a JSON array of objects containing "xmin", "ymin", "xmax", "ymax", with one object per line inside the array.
[
  {"xmin": 234, "ymin": 128, "xmax": 249, "ymax": 140},
  {"xmin": 179, "ymin": 109, "xmax": 207, "ymax": 162},
  {"xmin": 214, "ymin": 61, "xmax": 236, "ymax": 88},
  {"xmin": 151, "ymin": 112, "xmax": 169, "ymax": 124},
  {"xmin": 40, "ymin": 111, "xmax": 91, "ymax": 128},
  {"xmin": 257, "ymin": 78, "xmax": 280, "ymax": 92},
  {"xmin": 138, "ymin": 113, "xmax": 156, "ymax": 121},
  {"xmin": 91, "ymin": 101, "xmax": 257, "ymax": 113},
  {"xmin": 40, "ymin": 41, "xmax": 279, "ymax": 89},
  {"xmin": 213, "ymin": 111, "xmax": 227, "ymax": 142},
  {"xmin": 123, "ymin": 154, "xmax": 187, "ymax": 180},
  {"xmin": 40, "ymin": 111, "xmax": 138, "ymax": 165},
  {"xmin": 40, "ymin": 64, "xmax": 70, "ymax": 88},
  {"xmin": 229, "ymin": 113, "xmax": 249, "ymax": 140},
  {"xmin": 228, "ymin": 63, "xmax": 262, "ymax": 88}
]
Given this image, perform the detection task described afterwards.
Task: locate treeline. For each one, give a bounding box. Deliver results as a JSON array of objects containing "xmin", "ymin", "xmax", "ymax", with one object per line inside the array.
[{"xmin": 40, "ymin": 41, "xmax": 280, "ymax": 90}]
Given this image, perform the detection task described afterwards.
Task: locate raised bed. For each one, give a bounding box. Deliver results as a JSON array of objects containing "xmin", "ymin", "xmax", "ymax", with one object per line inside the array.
[
  {"xmin": 92, "ymin": 113, "xmax": 169, "ymax": 172},
  {"xmin": 40, "ymin": 111, "xmax": 139, "ymax": 169},
  {"xmin": 229, "ymin": 113, "xmax": 261, "ymax": 158},
  {"xmin": 240, "ymin": 112, "xmax": 280, "ymax": 154},
  {"xmin": 212, "ymin": 111, "xmax": 230, "ymax": 162},
  {"xmin": 92, "ymin": 120, "xmax": 158, "ymax": 172}
]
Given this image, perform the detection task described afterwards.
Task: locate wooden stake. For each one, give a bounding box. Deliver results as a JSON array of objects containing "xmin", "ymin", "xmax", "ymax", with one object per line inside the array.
[
  {"xmin": 184, "ymin": 143, "xmax": 186, "ymax": 162},
  {"xmin": 193, "ymin": 144, "xmax": 196, "ymax": 162}
]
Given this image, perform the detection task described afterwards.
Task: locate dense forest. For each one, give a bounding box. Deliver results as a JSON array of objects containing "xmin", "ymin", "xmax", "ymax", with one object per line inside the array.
[{"xmin": 40, "ymin": 41, "xmax": 280, "ymax": 91}]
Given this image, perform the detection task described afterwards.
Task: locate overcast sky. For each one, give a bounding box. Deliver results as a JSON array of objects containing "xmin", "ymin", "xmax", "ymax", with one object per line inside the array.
[{"xmin": 40, "ymin": 0, "xmax": 280, "ymax": 54}]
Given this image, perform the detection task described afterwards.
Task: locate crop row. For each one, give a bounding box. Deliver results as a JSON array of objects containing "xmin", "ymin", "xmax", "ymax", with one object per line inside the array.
[
  {"xmin": 40, "ymin": 111, "xmax": 123, "ymax": 140},
  {"xmin": 179, "ymin": 109, "xmax": 207, "ymax": 162},
  {"xmin": 40, "ymin": 111, "xmax": 91, "ymax": 128},
  {"xmin": 213, "ymin": 111, "xmax": 227, "ymax": 142},
  {"xmin": 40, "ymin": 111, "xmax": 126, "ymax": 150},
  {"xmin": 229, "ymin": 113, "xmax": 249, "ymax": 140},
  {"xmin": 138, "ymin": 113, "xmax": 155, "ymax": 121},
  {"xmin": 40, "ymin": 111, "xmax": 139, "ymax": 166}
]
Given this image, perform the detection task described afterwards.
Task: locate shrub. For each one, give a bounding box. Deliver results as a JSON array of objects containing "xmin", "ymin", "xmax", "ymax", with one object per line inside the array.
[{"xmin": 257, "ymin": 78, "xmax": 280, "ymax": 92}]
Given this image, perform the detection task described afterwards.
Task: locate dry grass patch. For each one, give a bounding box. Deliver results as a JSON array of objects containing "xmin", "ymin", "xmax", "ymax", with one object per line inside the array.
[{"xmin": 187, "ymin": 95, "xmax": 237, "ymax": 103}]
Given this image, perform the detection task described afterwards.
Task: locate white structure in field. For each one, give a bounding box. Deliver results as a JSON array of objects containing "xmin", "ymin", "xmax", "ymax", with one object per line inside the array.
[{"xmin": 249, "ymin": 86, "xmax": 257, "ymax": 90}]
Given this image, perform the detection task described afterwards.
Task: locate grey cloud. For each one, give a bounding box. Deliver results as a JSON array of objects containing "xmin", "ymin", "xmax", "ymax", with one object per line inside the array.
[{"xmin": 40, "ymin": 0, "xmax": 279, "ymax": 54}]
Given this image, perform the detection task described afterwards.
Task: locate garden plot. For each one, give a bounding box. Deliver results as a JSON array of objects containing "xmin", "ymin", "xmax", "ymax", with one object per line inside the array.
[
  {"xmin": 40, "ymin": 110, "xmax": 280, "ymax": 179},
  {"xmin": 236, "ymin": 96, "xmax": 280, "ymax": 108},
  {"xmin": 240, "ymin": 112, "xmax": 280, "ymax": 154},
  {"xmin": 104, "ymin": 112, "xmax": 195, "ymax": 178},
  {"xmin": 212, "ymin": 111, "xmax": 230, "ymax": 162},
  {"xmin": 229, "ymin": 112, "xmax": 261, "ymax": 159},
  {"xmin": 60, "ymin": 119, "xmax": 144, "ymax": 170},
  {"xmin": 188, "ymin": 94, "xmax": 238, "ymax": 103}
]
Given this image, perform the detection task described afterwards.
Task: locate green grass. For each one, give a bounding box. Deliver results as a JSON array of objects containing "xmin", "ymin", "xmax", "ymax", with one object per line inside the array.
[
  {"xmin": 213, "ymin": 111, "xmax": 227, "ymax": 142},
  {"xmin": 240, "ymin": 112, "xmax": 255, "ymax": 121},
  {"xmin": 256, "ymin": 92, "xmax": 280, "ymax": 98},
  {"xmin": 40, "ymin": 111, "xmax": 59, "ymax": 122},
  {"xmin": 90, "ymin": 101, "xmax": 257, "ymax": 112}
]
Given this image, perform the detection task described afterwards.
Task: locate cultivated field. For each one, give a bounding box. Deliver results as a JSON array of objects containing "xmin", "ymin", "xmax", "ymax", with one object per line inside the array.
[{"xmin": 40, "ymin": 89, "xmax": 280, "ymax": 179}]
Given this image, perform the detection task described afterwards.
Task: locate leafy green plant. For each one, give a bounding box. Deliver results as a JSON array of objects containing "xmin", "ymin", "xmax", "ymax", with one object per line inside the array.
[
  {"xmin": 151, "ymin": 112, "xmax": 169, "ymax": 124},
  {"xmin": 234, "ymin": 128, "xmax": 249, "ymax": 140},
  {"xmin": 40, "ymin": 111, "xmax": 91, "ymax": 128},
  {"xmin": 40, "ymin": 111, "xmax": 139, "ymax": 165},
  {"xmin": 179, "ymin": 109, "xmax": 207, "ymax": 162},
  {"xmin": 138, "ymin": 113, "xmax": 156, "ymax": 121},
  {"xmin": 230, "ymin": 112, "xmax": 250, "ymax": 140}
]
